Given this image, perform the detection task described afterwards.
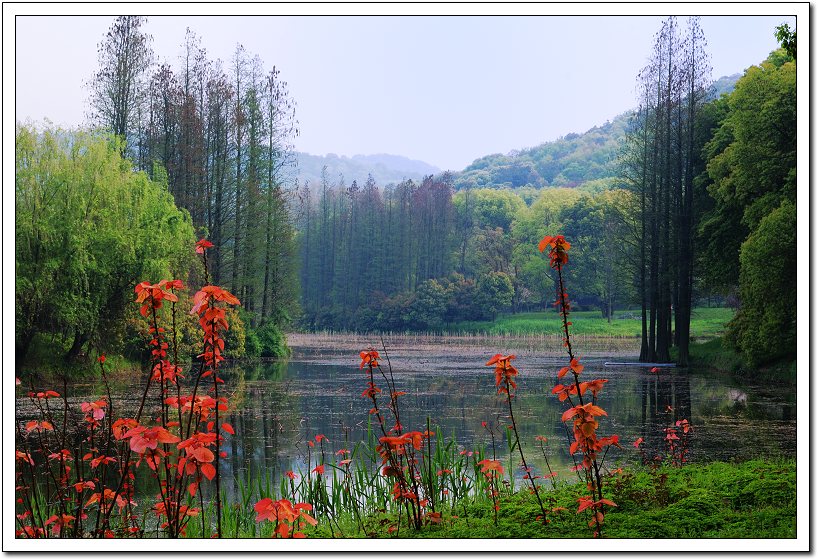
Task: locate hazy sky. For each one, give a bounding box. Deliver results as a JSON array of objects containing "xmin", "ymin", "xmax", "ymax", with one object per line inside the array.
[{"xmin": 14, "ymin": 11, "xmax": 797, "ymax": 170}]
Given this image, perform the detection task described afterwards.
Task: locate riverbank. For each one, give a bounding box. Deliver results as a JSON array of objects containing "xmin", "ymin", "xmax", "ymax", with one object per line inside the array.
[
  {"xmin": 287, "ymin": 331, "xmax": 642, "ymax": 358},
  {"xmin": 445, "ymin": 307, "xmax": 734, "ymax": 338},
  {"xmin": 686, "ymin": 337, "xmax": 797, "ymax": 383}
]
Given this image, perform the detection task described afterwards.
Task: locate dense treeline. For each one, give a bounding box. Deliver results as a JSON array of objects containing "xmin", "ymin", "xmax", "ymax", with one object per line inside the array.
[
  {"xmin": 297, "ymin": 176, "xmax": 635, "ymax": 332},
  {"xmin": 297, "ymin": 173, "xmax": 460, "ymax": 330},
  {"xmin": 697, "ymin": 45, "xmax": 796, "ymax": 367},
  {"xmin": 87, "ymin": 17, "xmax": 299, "ymax": 354}
]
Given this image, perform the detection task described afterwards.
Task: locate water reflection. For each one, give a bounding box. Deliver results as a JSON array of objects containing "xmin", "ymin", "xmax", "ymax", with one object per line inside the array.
[
  {"xmin": 16, "ymin": 345, "xmax": 796, "ymax": 503},
  {"xmin": 215, "ymin": 350, "xmax": 795, "ymax": 494}
]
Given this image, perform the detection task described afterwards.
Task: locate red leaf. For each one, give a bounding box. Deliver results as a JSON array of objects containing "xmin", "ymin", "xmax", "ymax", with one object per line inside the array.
[
  {"xmin": 538, "ymin": 235, "xmax": 554, "ymax": 253},
  {"xmin": 561, "ymin": 407, "xmax": 579, "ymax": 422},
  {"xmin": 200, "ymin": 463, "xmax": 216, "ymax": 481}
]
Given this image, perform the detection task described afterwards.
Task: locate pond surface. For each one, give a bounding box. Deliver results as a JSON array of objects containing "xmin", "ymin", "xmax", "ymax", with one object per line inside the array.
[
  {"xmin": 17, "ymin": 335, "xmax": 797, "ymax": 502},
  {"xmin": 222, "ymin": 340, "xmax": 795, "ymax": 480}
]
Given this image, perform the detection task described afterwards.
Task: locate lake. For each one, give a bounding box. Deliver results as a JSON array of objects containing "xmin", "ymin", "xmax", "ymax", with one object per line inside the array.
[
  {"xmin": 17, "ymin": 333, "xmax": 797, "ymax": 502},
  {"xmin": 214, "ymin": 334, "xmax": 796, "ymax": 498}
]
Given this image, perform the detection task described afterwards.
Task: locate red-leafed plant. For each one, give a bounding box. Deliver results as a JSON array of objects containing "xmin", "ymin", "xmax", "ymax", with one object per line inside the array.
[
  {"xmin": 13, "ymin": 238, "xmax": 251, "ymax": 539},
  {"xmin": 540, "ymin": 235, "xmax": 620, "ymax": 537},
  {"xmin": 254, "ymin": 498, "xmax": 318, "ymax": 538},
  {"xmin": 359, "ymin": 347, "xmax": 438, "ymax": 532},
  {"xmin": 484, "ymin": 354, "xmax": 549, "ymax": 524}
]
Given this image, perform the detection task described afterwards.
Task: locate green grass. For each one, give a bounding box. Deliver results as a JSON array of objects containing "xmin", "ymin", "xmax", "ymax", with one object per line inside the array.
[
  {"xmin": 267, "ymin": 458, "xmax": 796, "ymax": 539},
  {"xmin": 448, "ymin": 307, "xmax": 734, "ymax": 339}
]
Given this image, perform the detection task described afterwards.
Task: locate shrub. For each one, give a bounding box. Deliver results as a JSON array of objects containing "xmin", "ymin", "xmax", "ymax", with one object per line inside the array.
[
  {"xmin": 244, "ymin": 328, "xmax": 262, "ymax": 357},
  {"xmin": 222, "ymin": 307, "xmax": 246, "ymax": 359},
  {"xmin": 256, "ymin": 322, "xmax": 289, "ymax": 358}
]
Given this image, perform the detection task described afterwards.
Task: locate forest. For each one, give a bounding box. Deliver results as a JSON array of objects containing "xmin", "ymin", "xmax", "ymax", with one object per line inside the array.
[
  {"xmin": 16, "ymin": 16, "xmax": 796, "ymax": 370},
  {"xmin": 13, "ymin": 14, "xmax": 798, "ymax": 545},
  {"xmin": 291, "ymin": 17, "xmax": 795, "ymax": 372}
]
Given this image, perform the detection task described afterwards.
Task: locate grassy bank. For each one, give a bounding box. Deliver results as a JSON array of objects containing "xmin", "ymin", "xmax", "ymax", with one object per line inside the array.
[
  {"xmin": 686, "ymin": 337, "xmax": 797, "ymax": 383},
  {"xmin": 448, "ymin": 307, "xmax": 734, "ymax": 338},
  {"xmin": 219, "ymin": 458, "xmax": 794, "ymax": 539}
]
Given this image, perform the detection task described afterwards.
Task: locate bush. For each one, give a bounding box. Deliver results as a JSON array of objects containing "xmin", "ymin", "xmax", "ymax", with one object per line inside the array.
[
  {"xmin": 222, "ymin": 307, "xmax": 246, "ymax": 359},
  {"xmin": 244, "ymin": 329, "xmax": 262, "ymax": 357},
  {"xmin": 256, "ymin": 322, "xmax": 289, "ymax": 357}
]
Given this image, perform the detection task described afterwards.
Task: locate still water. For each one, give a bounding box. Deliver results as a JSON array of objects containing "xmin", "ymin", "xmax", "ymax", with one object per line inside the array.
[
  {"xmin": 214, "ymin": 337, "xmax": 796, "ymax": 495},
  {"xmin": 19, "ymin": 336, "xmax": 796, "ymax": 500}
]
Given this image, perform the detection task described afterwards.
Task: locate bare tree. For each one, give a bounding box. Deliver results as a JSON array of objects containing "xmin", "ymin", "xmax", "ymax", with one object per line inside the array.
[{"xmin": 88, "ymin": 16, "xmax": 154, "ymax": 157}]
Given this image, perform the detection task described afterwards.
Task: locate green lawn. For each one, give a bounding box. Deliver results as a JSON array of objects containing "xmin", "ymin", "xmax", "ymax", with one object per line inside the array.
[{"xmin": 448, "ymin": 307, "xmax": 734, "ymax": 339}]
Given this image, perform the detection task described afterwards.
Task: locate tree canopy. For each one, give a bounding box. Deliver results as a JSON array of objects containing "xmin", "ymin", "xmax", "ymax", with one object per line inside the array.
[{"xmin": 15, "ymin": 125, "xmax": 196, "ymax": 361}]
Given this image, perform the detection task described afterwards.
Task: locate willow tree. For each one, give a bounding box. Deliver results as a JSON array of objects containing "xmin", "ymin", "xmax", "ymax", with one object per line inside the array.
[{"xmin": 15, "ymin": 126, "xmax": 195, "ymax": 362}]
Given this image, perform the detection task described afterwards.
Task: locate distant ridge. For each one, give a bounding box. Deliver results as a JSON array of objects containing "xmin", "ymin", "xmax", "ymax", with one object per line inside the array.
[
  {"xmin": 296, "ymin": 72, "xmax": 741, "ymax": 192},
  {"xmin": 295, "ymin": 152, "xmax": 441, "ymax": 187},
  {"xmin": 452, "ymin": 72, "xmax": 741, "ymax": 191}
]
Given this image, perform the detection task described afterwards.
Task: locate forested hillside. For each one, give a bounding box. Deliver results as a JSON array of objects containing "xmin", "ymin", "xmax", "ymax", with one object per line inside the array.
[
  {"xmin": 451, "ymin": 72, "xmax": 739, "ymax": 194},
  {"xmin": 454, "ymin": 114, "xmax": 629, "ymax": 191}
]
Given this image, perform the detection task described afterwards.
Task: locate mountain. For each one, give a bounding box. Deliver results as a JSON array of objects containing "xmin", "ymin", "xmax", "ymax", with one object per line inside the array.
[
  {"xmin": 711, "ymin": 73, "xmax": 741, "ymax": 98},
  {"xmin": 295, "ymin": 152, "xmax": 441, "ymax": 187},
  {"xmin": 453, "ymin": 113, "xmax": 630, "ymax": 191},
  {"xmin": 293, "ymin": 73, "xmax": 740, "ymax": 193},
  {"xmin": 452, "ymin": 72, "xmax": 742, "ymax": 192}
]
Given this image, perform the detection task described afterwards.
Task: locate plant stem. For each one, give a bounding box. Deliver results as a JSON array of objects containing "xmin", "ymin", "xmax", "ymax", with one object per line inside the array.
[{"xmin": 504, "ymin": 376, "xmax": 548, "ymax": 523}]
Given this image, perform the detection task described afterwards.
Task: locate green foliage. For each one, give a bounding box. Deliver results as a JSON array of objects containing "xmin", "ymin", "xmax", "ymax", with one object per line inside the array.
[
  {"xmin": 454, "ymin": 115, "xmax": 630, "ymax": 190},
  {"xmin": 407, "ymin": 279, "xmax": 449, "ymax": 331},
  {"xmin": 449, "ymin": 307, "xmax": 734, "ymax": 337},
  {"xmin": 254, "ymin": 321, "xmax": 290, "ymax": 358},
  {"xmin": 473, "ymin": 272, "xmax": 514, "ymax": 320},
  {"xmin": 244, "ymin": 329, "xmax": 262, "ymax": 357},
  {"xmin": 561, "ymin": 189, "xmax": 635, "ymax": 316},
  {"xmin": 15, "ymin": 125, "xmax": 196, "ymax": 362},
  {"xmin": 509, "ymin": 188, "xmax": 579, "ymax": 310},
  {"xmin": 699, "ymin": 47, "xmax": 797, "ymax": 367},
  {"xmin": 705, "ymin": 51, "xmax": 795, "ymax": 234},
  {"xmin": 453, "ymin": 188, "xmax": 526, "ymax": 232},
  {"xmin": 727, "ymin": 200, "xmax": 796, "ymax": 367},
  {"xmin": 226, "ymin": 459, "xmax": 795, "ymax": 539},
  {"xmin": 775, "ymin": 23, "xmax": 797, "ymax": 60},
  {"xmin": 222, "ymin": 307, "xmax": 247, "ymax": 359}
]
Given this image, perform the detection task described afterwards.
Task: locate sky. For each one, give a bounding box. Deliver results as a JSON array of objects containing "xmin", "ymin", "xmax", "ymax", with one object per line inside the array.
[{"xmin": 13, "ymin": 9, "xmax": 797, "ymax": 171}]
